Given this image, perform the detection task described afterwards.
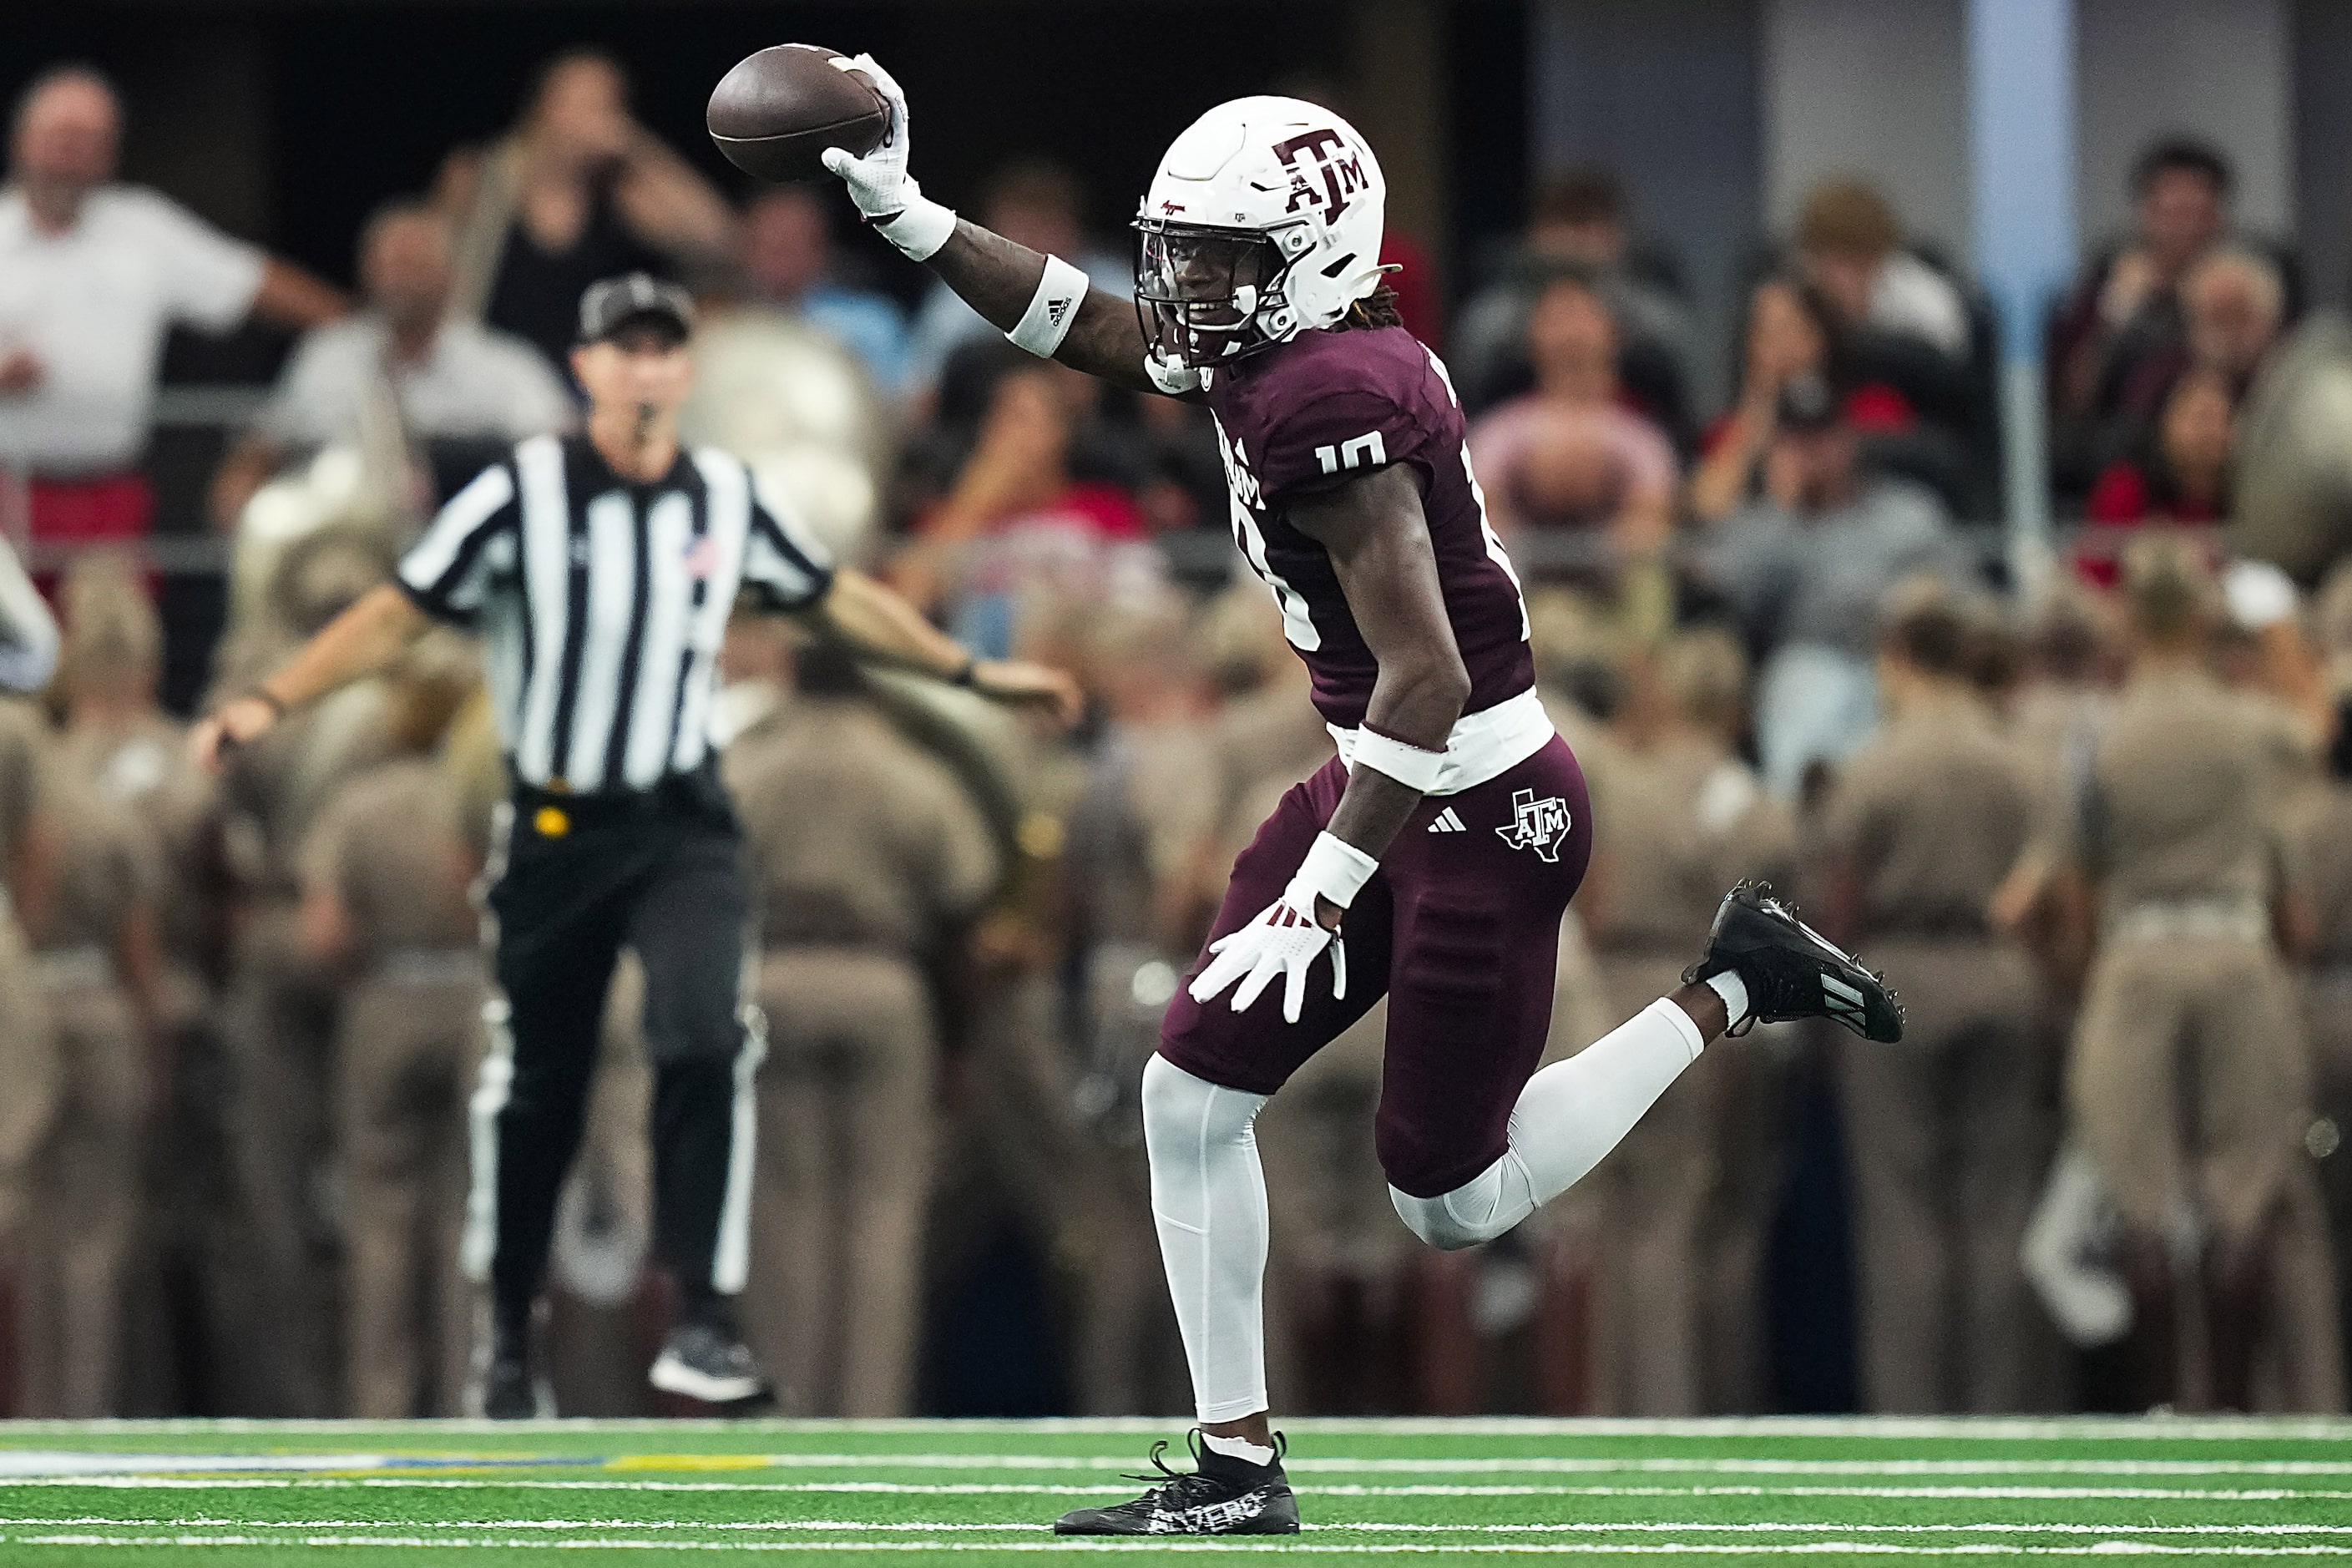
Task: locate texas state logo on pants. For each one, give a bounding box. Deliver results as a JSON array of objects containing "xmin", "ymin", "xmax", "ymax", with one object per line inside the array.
[{"xmin": 1495, "ymin": 787, "xmax": 1574, "ymax": 862}]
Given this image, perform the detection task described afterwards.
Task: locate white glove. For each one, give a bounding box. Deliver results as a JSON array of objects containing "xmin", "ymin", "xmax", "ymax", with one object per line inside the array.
[
  {"xmin": 1187, "ymin": 831, "xmax": 1376, "ymax": 1024},
  {"xmin": 1190, "ymin": 896, "xmax": 1345, "ymax": 1024},
  {"xmin": 819, "ymin": 54, "xmax": 956, "ymax": 261}
]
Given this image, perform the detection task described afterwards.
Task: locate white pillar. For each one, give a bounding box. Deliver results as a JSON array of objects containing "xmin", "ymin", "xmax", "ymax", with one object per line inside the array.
[{"xmin": 1967, "ymin": 0, "xmax": 2076, "ymax": 588}]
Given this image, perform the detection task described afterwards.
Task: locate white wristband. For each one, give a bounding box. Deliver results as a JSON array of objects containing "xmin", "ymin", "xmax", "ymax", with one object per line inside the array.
[
  {"xmin": 1283, "ymin": 830, "xmax": 1379, "ymax": 914},
  {"xmin": 1006, "ymin": 255, "xmax": 1089, "ymax": 358},
  {"xmin": 1350, "ymin": 727, "xmax": 1448, "ymax": 793},
  {"xmin": 875, "ymin": 194, "xmax": 958, "ymax": 262}
]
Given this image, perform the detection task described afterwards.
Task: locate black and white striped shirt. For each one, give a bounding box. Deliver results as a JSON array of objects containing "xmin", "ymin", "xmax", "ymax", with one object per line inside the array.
[{"xmin": 397, "ymin": 432, "xmax": 833, "ymax": 793}]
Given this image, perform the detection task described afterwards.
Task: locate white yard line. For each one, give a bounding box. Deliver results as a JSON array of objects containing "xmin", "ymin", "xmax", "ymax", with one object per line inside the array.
[
  {"xmin": 4, "ymin": 1416, "xmax": 2349, "ymax": 1441},
  {"xmin": 12, "ymin": 1532, "xmax": 2352, "ymax": 1555},
  {"xmin": 12, "ymin": 1475, "xmax": 2352, "ymax": 1503},
  {"xmin": 15, "ymin": 1518, "xmax": 2352, "ymax": 1539},
  {"xmin": 0, "ymin": 1454, "xmax": 404, "ymax": 1478},
  {"xmin": 14, "ymin": 1453, "xmax": 2352, "ymax": 1479}
]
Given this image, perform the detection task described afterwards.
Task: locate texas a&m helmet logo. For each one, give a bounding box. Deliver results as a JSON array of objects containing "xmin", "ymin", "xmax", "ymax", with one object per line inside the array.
[
  {"xmin": 1273, "ymin": 128, "xmax": 1369, "ymax": 220},
  {"xmin": 1496, "ymin": 788, "xmax": 1573, "ymax": 862}
]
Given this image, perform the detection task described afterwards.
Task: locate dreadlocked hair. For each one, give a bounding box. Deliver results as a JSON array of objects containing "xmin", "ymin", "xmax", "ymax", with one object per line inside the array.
[{"xmin": 1343, "ymin": 283, "xmax": 1404, "ymax": 330}]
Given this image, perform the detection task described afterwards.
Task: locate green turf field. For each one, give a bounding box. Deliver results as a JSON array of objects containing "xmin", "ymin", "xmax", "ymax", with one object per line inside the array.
[{"xmin": 0, "ymin": 1415, "xmax": 2348, "ymax": 1562}]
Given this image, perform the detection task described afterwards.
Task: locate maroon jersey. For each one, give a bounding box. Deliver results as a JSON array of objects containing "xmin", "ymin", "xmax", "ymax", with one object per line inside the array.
[{"xmin": 1206, "ymin": 325, "xmax": 1534, "ymax": 731}]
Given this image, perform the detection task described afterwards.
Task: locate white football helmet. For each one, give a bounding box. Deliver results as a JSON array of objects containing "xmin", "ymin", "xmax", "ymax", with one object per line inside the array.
[{"xmin": 1133, "ymin": 96, "xmax": 1388, "ymax": 369}]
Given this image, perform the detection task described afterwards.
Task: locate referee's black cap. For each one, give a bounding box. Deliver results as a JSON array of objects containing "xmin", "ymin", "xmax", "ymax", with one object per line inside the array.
[{"xmin": 577, "ymin": 272, "xmax": 695, "ymax": 347}]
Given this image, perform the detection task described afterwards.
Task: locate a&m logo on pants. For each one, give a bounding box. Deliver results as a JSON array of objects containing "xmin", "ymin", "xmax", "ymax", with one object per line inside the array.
[{"xmin": 1497, "ymin": 788, "xmax": 1573, "ymax": 862}]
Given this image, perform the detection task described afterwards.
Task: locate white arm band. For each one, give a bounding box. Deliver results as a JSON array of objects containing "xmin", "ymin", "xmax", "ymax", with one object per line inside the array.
[
  {"xmin": 1005, "ymin": 255, "xmax": 1089, "ymax": 358},
  {"xmin": 874, "ymin": 195, "xmax": 958, "ymax": 263},
  {"xmin": 1349, "ymin": 727, "xmax": 1448, "ymax": 793},
  {"xmin": 1284, "ymin": 830, "xmax": 1380, "ymax": 914}
]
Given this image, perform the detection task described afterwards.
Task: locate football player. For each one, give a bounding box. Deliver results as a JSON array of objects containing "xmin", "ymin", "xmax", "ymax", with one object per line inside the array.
[{"xmin": 821, "ymin": 64, "xmax": 1902, "ymax": 1535}]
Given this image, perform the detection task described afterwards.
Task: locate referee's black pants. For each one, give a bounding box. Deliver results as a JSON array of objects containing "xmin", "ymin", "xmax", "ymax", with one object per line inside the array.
[{"xmin": 468, "ymin": 765, "xmax": 760, "ymax": 1336}]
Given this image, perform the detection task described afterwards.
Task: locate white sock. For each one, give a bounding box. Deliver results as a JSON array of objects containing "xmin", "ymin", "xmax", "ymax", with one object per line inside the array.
[
  {"xmin": 1141, "ymin": 1054, "xmax": 1271, "ymax": 1424},
  {"xmin": 1390, "ymin": 997, "xmax": 1707, "ymax": 1250},
  {"xmin": 1201, "ymin": 1432, "xmax": 1278, "ymax": 1468},
  {"xmin": 1705, "ymin": 969, "xmax": 1750, "ymax": 1029}
]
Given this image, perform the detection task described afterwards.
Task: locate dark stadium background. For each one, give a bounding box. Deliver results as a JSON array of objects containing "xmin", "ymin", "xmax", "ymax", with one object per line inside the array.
[{"xmin": 6, "ymin": 3, "xmax": 1531, "ymax": 316}]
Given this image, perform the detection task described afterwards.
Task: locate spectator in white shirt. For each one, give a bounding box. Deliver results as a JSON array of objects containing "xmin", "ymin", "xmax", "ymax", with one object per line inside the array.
[
  {"xmin": 0, "ymin": 66, "xmax": 347, "ymax": 557},
  {"xmin": 210, "ymin": 201, "xmax": 574, "ymax": 530}
]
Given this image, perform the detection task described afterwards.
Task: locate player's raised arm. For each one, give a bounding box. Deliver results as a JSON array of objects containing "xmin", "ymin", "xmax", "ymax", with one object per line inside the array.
[{"xmin": 817, "ymin": 56, "xmax": 1165, "ymax": 396}]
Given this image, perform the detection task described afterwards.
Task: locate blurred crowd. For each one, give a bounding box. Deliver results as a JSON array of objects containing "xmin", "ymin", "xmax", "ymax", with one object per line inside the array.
[{"xmin": 3, "ymin": 53, "xmax": 2352, "ymax": 1419}]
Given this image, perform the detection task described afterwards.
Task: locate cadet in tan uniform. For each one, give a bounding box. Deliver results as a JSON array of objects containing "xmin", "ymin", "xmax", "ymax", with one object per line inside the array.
[
  {"xmin": 1818, "ymin": 586, "xmax": 2052, "ymax": 1412},
  {"xmin": 721, "ymin": 625, "xmax": 999, "ymax": 1416},
  {"xmin": 298, "ymin": 634, "xmax": 485, "ymax": 1416},
  {"xmin": 23, "ymin": 643, "xmax": 170, "ymax": 1416},
  {"xmin": 1576, "ymin": 628, "xmax": 1795, "ymax": 1414},
  {"xmin": 207, "ymin": 528, "xmax": 404, "ymax": 1413},
  {"xmin": 0, "ymin": 698, "xmax": 58, "ymax": 1398},
  {"xmin": 47, "ymin": 559, "xmax": 219, "ymax": 1029},
  {"xmin": 2064, "ymin": 539, "xmax": 2341, "ymax": 1411},
  {"xmin": 1990, "ymin": 589, "xmax": 2122, "ymax": 992},
  {"xmin": 46, "ymin": 558, "xmax": 219, "ymax": 1412}
]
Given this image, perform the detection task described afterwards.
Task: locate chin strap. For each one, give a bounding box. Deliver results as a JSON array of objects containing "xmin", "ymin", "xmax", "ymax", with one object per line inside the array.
[{"xmin": 1145, "ymin": 351, "xmax": 1203, "ymax": 396}]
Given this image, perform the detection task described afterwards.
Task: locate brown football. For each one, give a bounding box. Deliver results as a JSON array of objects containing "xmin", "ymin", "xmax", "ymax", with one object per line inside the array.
[{"xmin": 707, "ymin": 44, "xmax": 888, "ymax": 183}]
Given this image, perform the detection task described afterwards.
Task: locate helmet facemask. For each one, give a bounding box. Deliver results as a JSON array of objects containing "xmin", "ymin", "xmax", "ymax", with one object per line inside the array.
[{"xmin": 1133, "ymin": 219, "xmax": 1315, "ymax": 369}]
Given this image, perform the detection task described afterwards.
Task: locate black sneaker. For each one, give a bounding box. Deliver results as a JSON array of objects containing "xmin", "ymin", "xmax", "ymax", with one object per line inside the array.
[
  {"xmin": 1685, "ymin": 881, "xmax": 1904, "ymax": 1042},
  {"xmin": 1055, "ymin": 1430, "xmax": 1300, "ymax": 1535},
  {"xmin": 478, "ymin": 1322, "xmax": 547, "ymax": 1420},
  {"xmin": 648, "ymin": 1321, "xmax": 774, "ymax": 1410}
]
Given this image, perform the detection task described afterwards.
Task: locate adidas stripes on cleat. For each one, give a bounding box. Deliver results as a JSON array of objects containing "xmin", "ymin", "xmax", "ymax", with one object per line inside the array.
[{"xmin": 1685, "ymin": 880, "xmax": 1904, "ymax": 1043}]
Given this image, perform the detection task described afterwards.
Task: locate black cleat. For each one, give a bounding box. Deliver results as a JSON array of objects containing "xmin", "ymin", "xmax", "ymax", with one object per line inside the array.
[
  {"xmin": 1055, "ymin": 1430, "xmax": 1300, "ymax": 1535},
  {"xmin": 1685, "ymin": 881, "xmax": 1904, "ymax": 1042},
  {"xmin": 478, "ymin": 1323, "xmax": 548, "ymax": 1420},
  {"xmin": 648, "ymin": 1321, "xmax": 774, "ymax": 1411}
]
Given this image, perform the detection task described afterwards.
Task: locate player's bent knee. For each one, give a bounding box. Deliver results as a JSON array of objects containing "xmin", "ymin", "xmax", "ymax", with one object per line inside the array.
[
  {"xmin": 1388, "ymin": 1153, "xmax": 1536, "ymax": 1252},
  {"xmin": 1388, "ymin": 1184, "xmax": 1500, "ymax": 1251}
]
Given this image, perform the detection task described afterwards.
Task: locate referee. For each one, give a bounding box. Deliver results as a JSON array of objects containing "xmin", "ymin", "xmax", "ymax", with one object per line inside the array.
[{"xmin": 194, "ymin": 272, "xmax": 1079, "ymax": 1417}]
